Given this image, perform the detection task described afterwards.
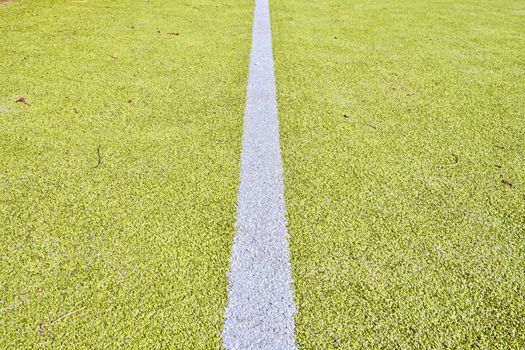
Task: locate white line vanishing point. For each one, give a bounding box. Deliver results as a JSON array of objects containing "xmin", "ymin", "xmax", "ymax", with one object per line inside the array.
[{"xmin": 222, "ymin": 0, "xmax": 297, "ymax": 349}]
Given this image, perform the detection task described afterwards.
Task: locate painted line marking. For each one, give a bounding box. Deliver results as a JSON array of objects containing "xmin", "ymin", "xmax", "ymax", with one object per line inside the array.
[{"xmin": 222, "ymin": 0, "xmax": 297, "ymax": 349}]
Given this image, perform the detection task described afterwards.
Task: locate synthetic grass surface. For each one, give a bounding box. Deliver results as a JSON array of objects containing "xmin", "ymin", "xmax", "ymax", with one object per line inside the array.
[
  {"xmin": 0, "ymin": 0, "xmax": 251, "ymax": 348},
  {"xmin": 271, "ymin": 0, "xmax": 525, "ymax": 348}
]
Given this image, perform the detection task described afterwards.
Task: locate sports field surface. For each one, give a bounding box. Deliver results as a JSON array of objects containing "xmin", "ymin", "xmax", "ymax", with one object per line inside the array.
[
  {"xmin": 272, "ymin": 0, "xmax": 525, "ymax": 348},
  {"xmin": 1, "ymin": 0, "xmax": 252, "ymax": 348},
  {"xmin": 1, "ymin": 0, "xmax": 525, "ymax": 349}
]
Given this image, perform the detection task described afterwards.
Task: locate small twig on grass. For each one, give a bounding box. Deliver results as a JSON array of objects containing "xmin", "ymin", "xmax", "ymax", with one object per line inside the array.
[
  {"xmin": 502, "ymin": 179, "xmax": 513, "ymax": 188},
  {"xmin": 437, "ymin": 153, "xmax": 460, "ymax": 167},
  {"xmin": 343, "ymin": 115, "xmax": 378, "ymax": 129},
  {"xmin": 93, "ymin": 145, "xmax": 102, "ymax": 169},
  {"xmin": 362, "ymin": 121, "xmax": 378, "ymax": 129},
  {"xmin": 50, "ymin": 307, "xmax": 86, "ymax": 326}
]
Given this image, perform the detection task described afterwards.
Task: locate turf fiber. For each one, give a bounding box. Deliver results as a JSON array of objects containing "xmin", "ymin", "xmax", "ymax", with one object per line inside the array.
[
  {"xmin": 271, "ymin": 0, "xmax": 525, "ymax": 348},
  {"xmin": 0, "ymin": 0, "xmax": 252, "ymax": 348}
]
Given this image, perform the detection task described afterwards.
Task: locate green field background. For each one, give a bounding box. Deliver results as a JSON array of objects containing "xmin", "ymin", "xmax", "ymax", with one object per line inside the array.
[
  {"xmin": 2, "ymin": 0, "xmax": 525, "ymax": 348},
  {"xmin": 0, "ymin": 1, "xmax": 252, "ymax": 348},
  {"xmin": 272, "ymin": 0, "xmax": 525, "ymax": 348}
]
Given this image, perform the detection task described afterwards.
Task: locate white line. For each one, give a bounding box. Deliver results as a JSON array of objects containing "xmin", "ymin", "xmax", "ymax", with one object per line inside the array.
[{"xmin": 222, "ymin": 0, "xmax": 297, "ymax": 349}]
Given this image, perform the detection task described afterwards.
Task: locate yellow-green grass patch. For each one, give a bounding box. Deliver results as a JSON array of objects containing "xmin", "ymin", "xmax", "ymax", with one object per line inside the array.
[
  {"xmin": 0, "ymin": 0, "xmax": 252, "ymax": 348},
  {"xmin": 272, "ymin": 0, "xmax": 525, "ymax": 348}
]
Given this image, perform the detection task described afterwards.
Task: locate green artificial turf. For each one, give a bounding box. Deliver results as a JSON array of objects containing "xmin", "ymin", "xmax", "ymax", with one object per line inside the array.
[
  {"xmin": 271, "ymin": 0, "xmax": 525, "ymax": 348},
  {"xmin": 0, "ymin": 0, "xmax": 251, "ymax": 348}
]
